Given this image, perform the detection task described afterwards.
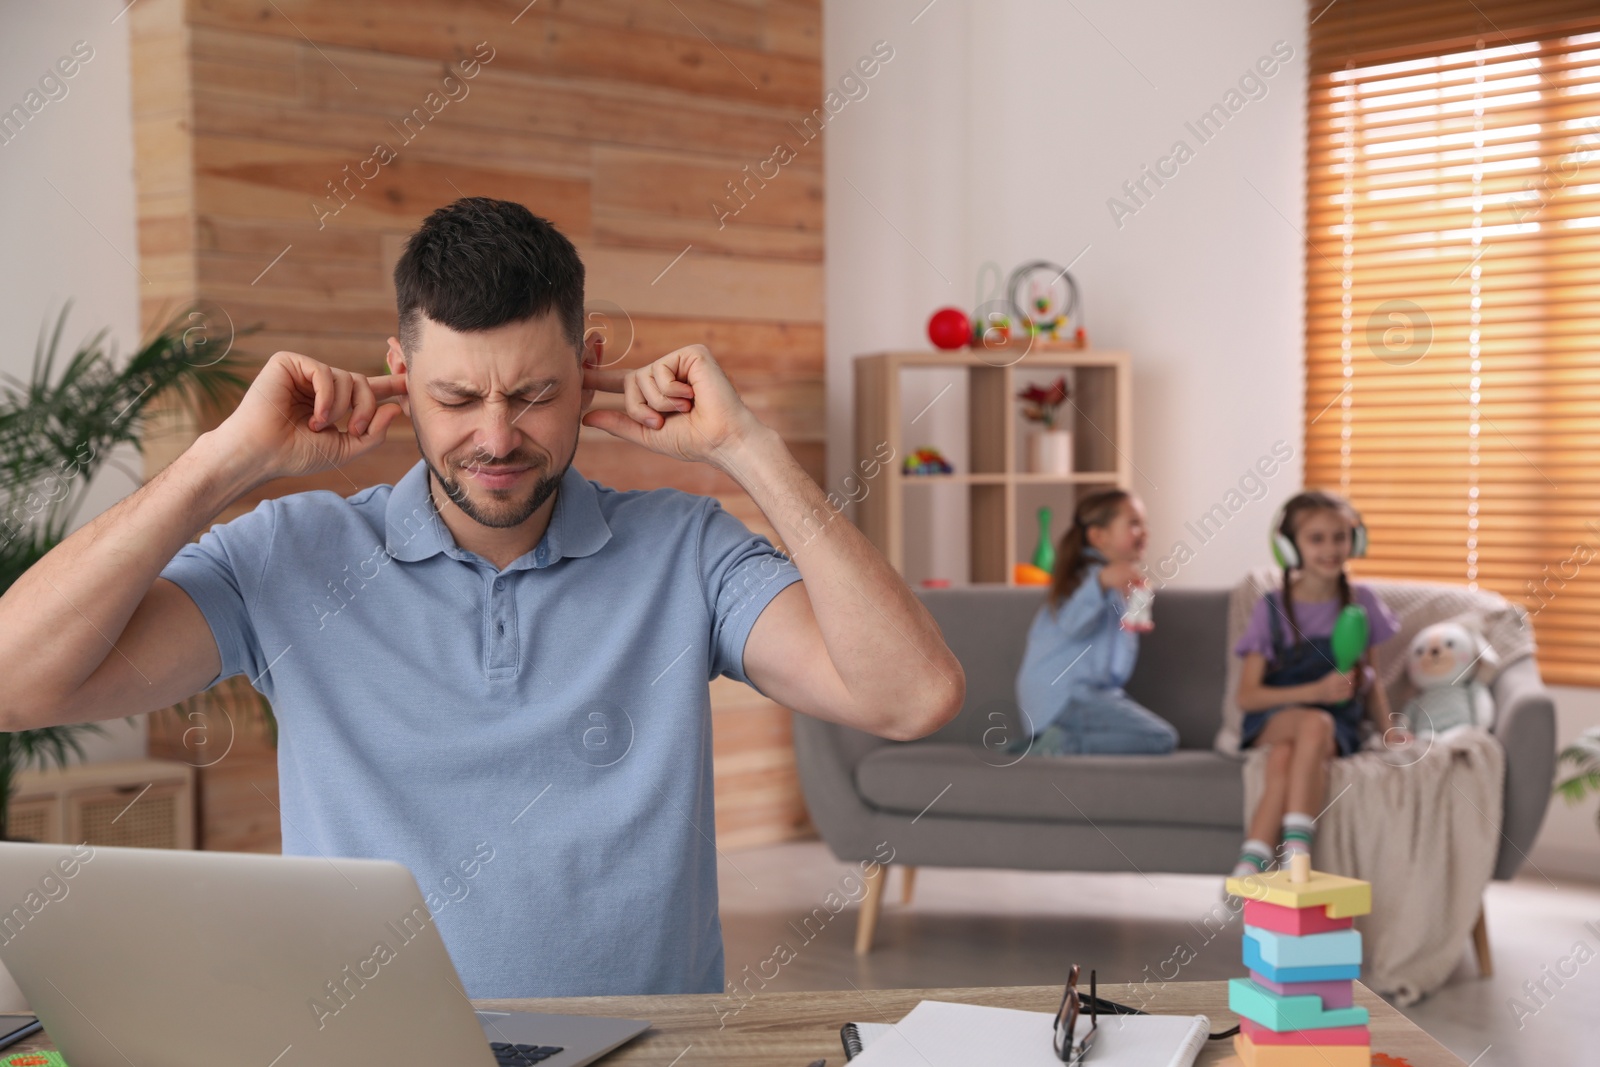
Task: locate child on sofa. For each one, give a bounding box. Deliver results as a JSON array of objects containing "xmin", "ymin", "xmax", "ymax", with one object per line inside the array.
[
  {"xmin": 1011, "ymin": 488, "xmax": 1178, "ymax": 756},
  {"xmin": 1228, "ymin": 490, "xmax": 1403, "ymax": 879}
]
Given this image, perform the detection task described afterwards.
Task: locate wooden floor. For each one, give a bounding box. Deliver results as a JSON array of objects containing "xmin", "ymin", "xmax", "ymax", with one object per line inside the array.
[{"xmin": 718, "ymin": 840, "xmax": 1600, "ymax": 1067}]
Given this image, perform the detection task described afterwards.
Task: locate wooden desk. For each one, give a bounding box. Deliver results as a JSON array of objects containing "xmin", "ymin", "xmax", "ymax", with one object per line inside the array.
[{"xmin": 14, "ymin": 981, "xmax": 1465, "ymax": 1065}]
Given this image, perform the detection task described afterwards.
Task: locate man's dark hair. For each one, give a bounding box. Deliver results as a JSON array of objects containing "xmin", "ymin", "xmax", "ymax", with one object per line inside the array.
[{"xmin": 393, "ymin": 197, "xmax": 585, "ymax": 358}]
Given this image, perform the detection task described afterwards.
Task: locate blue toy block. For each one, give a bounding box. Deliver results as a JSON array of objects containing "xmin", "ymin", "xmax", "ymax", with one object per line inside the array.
[
  {"xmin": 1244, "ymin": 925, "xmax": 1363, "ymax": 969},
  {"xmin": 1243, "ymin": 933, "xmax": 1361, "ymax": 983}
]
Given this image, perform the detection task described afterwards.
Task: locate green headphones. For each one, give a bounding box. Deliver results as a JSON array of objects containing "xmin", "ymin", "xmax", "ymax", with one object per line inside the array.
[{"xmin": 1270, "ymin": 496, "xmax": 1368, "ymax": 569}]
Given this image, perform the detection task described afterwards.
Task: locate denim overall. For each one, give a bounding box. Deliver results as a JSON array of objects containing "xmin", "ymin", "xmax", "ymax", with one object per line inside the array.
[{"xmin": 1239, "ymin": 592, "xmax": 1365, "ymax": 757}]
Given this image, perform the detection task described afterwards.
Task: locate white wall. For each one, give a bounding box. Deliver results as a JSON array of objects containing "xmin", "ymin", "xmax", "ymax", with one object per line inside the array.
[
  {"xmin": 1, "ymin": 0, "xmax": 146, "ymax": 762},
  {"xmin": 825, "ymin": 0, "xmax": 1307, "ymax": 588}
]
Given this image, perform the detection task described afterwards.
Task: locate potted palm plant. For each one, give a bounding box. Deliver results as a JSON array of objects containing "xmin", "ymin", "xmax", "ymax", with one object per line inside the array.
[
  {"xmin": 0, "ymin": 301, "xmax": 269, "ymax": 840},
  {"xmin": 1556, "ymin": 725, "xmax": 1600, "ymax": 836}
]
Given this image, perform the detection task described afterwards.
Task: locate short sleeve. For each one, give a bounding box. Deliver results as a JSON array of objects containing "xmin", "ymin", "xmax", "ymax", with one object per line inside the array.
[
  {"xmin": 157, "ymin": 498, "xmax": 277, "ymax": 690},
  {"xmin": 698, "ymin": 498, "xmax": 803, "ymax": 688},
  {"xmin": 1356, "ymin": 584, "xmax": 1403, "ymax": 647},
  {"xmin": 1233, "ymin": 595, "xmax": 1275, "ymax": 659}
]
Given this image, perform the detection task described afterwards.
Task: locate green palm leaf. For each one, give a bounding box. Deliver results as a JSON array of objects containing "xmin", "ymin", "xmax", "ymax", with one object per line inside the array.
[
  {"xmin": 1, "ymin": 302, "xmax": 277, "ymax": 839},
  {"xmin": 1555, "ymin": 725, "xmax": 1600, "ymax": 835}
]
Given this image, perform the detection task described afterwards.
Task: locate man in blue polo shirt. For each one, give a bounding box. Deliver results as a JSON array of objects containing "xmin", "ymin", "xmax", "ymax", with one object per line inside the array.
[{"xmin": 0, "ymin": 198, "xmax": 964, "ymax": 998}]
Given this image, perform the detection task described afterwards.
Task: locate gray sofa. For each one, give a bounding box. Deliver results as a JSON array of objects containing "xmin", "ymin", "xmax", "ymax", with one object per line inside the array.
[{"xmin": 793, "ymin": 584, "xmax": 1556, "ymax": 954}]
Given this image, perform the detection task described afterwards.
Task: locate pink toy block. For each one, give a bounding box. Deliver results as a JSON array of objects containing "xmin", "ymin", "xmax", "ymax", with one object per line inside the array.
[
  {"xmin": 1244, "ymin": 897, "xmax": 1355, "ymax": 936},
  {"xmin": 1247, "ymin": 971, "xmax": 1355, "ymax": 1008},
  {"xmin": 1241, "ymin": 1018, "xmax": 1371, "ymax": 1045}
]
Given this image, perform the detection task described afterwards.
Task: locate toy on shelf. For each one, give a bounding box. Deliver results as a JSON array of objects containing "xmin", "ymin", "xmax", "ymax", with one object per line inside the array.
[
  {"xmin": 1007, "ymin": 260, "xmax": 1083, "ymax": 343},
  {"xmin": 926, "ymin": 307, "xmax": 971, "ymax": 351},
  {"xmin": 901, "ymin": 447, "xmax": 954, "ymax": 475},
  {"xmin": 1031, "ymin": 506, "xmax": 1055, "ymax": 573},
  {"xmin": 1226, "ymin": 854, "xmax": 1374, "ymax": 1067},
  {"xmin": 932, "ymin": 260, "xmax": 1091, "ymax": 353},
  {"xmin": 1013, "ymin": 562, "xmax": 1050, "ymax": 586}
]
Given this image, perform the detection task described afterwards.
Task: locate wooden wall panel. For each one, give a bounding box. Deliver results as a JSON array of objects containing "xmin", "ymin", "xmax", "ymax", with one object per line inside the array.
[{"xmin": 134, "ymin": 0, "xmax": 823, "ymax": 853}]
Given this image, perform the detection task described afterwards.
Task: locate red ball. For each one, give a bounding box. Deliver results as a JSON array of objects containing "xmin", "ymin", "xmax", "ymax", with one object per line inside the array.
[{"xmin": 926, "ymin": 307, "xmax": 971, "ymax": 350}]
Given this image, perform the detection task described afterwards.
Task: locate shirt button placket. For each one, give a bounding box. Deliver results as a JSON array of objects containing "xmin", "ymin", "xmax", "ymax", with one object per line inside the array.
[{"xmin": 488, "ymin": 574, "xmax": 515, "ymax": 671}]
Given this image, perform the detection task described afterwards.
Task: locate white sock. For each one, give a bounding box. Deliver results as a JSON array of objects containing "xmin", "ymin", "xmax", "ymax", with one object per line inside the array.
[
  {"xmin": 1230, "ymin": 838, "xmax": 1273, "ymax": 879},
  {"xmin": 1281, "ymin": 811, "xmax": 1315, "ymax": 857}
]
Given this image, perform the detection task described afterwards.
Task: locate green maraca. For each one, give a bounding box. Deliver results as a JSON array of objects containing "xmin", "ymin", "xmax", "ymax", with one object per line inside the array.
[{"xmin": 1331, "ymin": 603, "xmax": 1370, "ymax": 673}]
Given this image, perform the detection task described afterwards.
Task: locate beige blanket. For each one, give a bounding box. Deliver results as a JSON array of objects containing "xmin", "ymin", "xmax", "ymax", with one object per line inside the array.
[
  {"xmin": 1221, "ymin": 569, "xmax": 1528, "ymax": 1004},
  {"xmin": 1242, "ymin": 727, "xmax": 1504, "ymax": 1005}
]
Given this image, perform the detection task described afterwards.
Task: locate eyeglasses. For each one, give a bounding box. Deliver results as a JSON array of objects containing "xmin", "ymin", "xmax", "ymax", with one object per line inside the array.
[{"xmin": 1053, "ymin": 964, "xmax": 1098, "ymax": 1064}]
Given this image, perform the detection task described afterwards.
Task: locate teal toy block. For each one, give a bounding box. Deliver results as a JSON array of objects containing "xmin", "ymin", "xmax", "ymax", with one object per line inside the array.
[
  {"xmin": 1244, "ymin": 924, "xmax": 1363, "ymax": 969},
  {"xmin": 1243, "ymin": 933, "xmax": 1361, "ymax": 983},
  {"xmin": 1229, "ymin": 977, "xmax": 1370, "ymax": 1033}
]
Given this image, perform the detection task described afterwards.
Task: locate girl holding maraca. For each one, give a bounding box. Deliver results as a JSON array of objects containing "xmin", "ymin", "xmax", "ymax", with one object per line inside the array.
[{"xmin": 1228, "ymin": 491, "xmax": 1403, "ymax": 879}]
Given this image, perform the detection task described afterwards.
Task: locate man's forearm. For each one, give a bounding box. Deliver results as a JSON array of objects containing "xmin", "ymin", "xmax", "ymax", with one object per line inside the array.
[
  {"xmin": 715, "ymin": 425, "xmax": 964, "ymax": 727},
  {"xmin": 0, "ymin": 432, "xmax": 262, "ymax": 723}
]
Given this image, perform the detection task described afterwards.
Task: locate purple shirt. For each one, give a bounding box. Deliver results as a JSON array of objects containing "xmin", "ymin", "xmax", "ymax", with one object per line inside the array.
[{"xmin": 1233, "ymin": 583, "xmax": 1401, "ymax": 661}]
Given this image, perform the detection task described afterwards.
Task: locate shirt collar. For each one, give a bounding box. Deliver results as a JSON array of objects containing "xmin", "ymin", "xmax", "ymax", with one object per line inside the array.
[{"xmin": 383, "ymin": 459, "xmax": 612, "ymax": 570}]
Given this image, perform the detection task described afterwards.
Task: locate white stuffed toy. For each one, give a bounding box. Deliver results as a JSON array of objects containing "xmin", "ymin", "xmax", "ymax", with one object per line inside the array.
[{"xmin": 1401, "ymin": 621, "xmax": 1498, "ymax": 736}]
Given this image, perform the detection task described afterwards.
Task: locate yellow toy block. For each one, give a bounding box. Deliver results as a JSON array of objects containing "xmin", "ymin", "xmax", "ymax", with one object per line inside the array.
[
  {"xmin": 1225, "ymin": 865, "xmax": 1371, "ymax": 920},
  {"xmin": 1234, "ymin": 1032, "xmax": 1371, "ymax": 1067}
]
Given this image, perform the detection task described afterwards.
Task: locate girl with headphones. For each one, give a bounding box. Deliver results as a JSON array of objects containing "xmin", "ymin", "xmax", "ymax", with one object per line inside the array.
[
  {"xmin": 1011, "ymin": 488, "xmax": 1179, "ymax": 756},
  {"xmin": 1228, "ymin": 490, "xmax": 1403, "ymax": 879}
]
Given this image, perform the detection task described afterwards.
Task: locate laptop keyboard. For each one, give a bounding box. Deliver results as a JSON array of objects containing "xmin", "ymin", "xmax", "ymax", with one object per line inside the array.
[{"xmin": 489, "ymin": 1042, "xmax": 565, "ymax": 1065}]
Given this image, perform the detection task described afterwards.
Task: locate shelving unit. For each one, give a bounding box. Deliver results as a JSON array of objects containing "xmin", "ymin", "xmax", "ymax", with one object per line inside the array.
[{"xmin": 854, "ymin": 346, "xmax": 1132, "ymax": 585}]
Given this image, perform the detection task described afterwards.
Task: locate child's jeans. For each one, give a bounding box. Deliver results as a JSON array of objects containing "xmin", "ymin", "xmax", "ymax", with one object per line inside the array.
[{"xmin": 1008, "ymin": 687, "xmax": 1179, "ymax": 756}]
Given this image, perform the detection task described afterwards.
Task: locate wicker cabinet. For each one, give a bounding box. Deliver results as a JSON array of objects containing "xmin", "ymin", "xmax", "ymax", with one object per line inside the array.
[{"xmin": 11, "ymin": 759, "xmax": 195, "ymax": 849}]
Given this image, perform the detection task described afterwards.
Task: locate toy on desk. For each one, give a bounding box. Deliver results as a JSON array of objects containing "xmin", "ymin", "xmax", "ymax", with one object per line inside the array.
[
  {"xmin": 1225, "ymin": 854, "xmax": 1374, "ymax": 1067},
  {"xmin": 3, "ymin": 1052, "xmax": 69, "ymax": 1067},
  {"xmin": 901, "ymin": 447, "xmax": 953, "ymax": 475},
  {"xmin": 1400, "ymin": 622, "xmax": 1497, "ymax": 736}
]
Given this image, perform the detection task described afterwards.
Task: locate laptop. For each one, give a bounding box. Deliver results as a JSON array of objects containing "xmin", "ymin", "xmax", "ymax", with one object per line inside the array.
[{"xmin": 0, "ymin": 841, "xmax": 650, "ymax": 1067}]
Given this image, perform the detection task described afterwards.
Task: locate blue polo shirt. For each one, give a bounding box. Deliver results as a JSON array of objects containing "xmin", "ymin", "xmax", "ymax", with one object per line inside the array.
[{"xmin": 157, "ymin": 458, "xmax": 803, "ymax": 997}]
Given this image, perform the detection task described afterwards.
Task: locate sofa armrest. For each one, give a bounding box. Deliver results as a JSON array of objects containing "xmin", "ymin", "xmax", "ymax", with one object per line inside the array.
[
  {"xmin": 1490, "ymin": 655, "xmax": 1557, "ymax": 880},
  {"xmin": 792, "ymin": 712, "xmax": 891, "ymax": 863}
]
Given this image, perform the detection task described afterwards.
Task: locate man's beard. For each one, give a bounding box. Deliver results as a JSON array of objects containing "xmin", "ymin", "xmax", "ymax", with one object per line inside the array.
[{"xmin": 421, "ymin": 426, "xmax": 578, "ymax": 530}]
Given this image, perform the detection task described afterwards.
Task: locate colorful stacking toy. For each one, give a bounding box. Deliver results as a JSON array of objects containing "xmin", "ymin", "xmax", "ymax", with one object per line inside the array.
[{"xmin": 1225, "ymin": 853, "xmax": 1373, "ymax": 1067}]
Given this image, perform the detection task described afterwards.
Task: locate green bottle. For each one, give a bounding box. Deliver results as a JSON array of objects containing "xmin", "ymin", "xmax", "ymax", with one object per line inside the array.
[{"xmin": 1032, "ymin": 506, "xmax": 1055, "ymax": 573}]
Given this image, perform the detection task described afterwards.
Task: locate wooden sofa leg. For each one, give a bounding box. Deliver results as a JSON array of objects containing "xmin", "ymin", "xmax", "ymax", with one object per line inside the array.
[
  {"xmin": 855, "ymin": 862, "xmax": 887, "ymax": 955},
  {"xmin": 901, "ymin": 865, "xmax": 917, "ymax": 906},
  {"xmin": 1472, "ymin": 905, "xmax": 1493, "ymax": 978}
]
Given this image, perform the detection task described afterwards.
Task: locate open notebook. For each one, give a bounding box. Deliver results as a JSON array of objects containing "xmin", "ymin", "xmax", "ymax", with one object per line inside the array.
[{"xmin": 842, "ymin": 1000, "xmax": 1210, "ymax": 1067}]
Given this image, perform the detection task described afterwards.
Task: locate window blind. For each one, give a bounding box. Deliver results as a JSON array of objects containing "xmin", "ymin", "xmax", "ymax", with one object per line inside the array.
[{"xmin": 1307, "ymin": 0, "xmax": 1600, "ymax": 685}]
